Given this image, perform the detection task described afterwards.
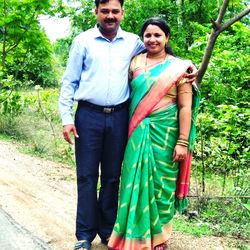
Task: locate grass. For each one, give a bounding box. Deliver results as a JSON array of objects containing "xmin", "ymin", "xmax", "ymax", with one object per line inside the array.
[
  {"xmin": 0, "ymin": 133, "xmax": 11, "ymax": 140},
  {"xmin": 174, "ymin": 215, "xmax": 213, "ymax": 237},
  {"xmin": 174, "ymin": 196, "xmax": 250, "ymax": 242}
]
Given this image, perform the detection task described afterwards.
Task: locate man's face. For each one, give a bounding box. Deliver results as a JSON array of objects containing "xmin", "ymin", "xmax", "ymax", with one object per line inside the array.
[{"xmin": 95, "ymin": 0, "xmax": 124, "ymax": 35}]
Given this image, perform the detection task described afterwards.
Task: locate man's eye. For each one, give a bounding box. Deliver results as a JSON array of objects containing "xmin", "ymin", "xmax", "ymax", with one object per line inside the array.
[
  {"xmin": 100, "ymin": 10, "xmax": 120, "ymax": 14},
  {"xmin": 101, "ymin": 10, "xmax": 109, "ymax": 14},
  {"xmin": 112, "ymin": 10, "xmax": 120, "ymax": 14}
]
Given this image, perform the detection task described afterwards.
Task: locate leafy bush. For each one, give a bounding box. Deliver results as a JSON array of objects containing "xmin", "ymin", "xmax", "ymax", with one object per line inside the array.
[{"xmin": 0, "ymin": 86, "xmax": 75, "ymax": 166}]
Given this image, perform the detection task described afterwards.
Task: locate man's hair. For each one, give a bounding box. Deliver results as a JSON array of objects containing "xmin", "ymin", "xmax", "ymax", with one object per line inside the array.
[{"xmin": 95, "ymin": 0, "xmax": 124, "ymax": 8}]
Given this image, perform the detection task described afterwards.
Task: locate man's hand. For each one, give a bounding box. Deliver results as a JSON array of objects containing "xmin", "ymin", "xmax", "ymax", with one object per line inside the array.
[
  {"xmin": 63, "ymin": 124, "xmax": 79, "ymax": 144},
  {"xmin": 185, "ymin": 64, "xmax": 198, "ymax": 84}
]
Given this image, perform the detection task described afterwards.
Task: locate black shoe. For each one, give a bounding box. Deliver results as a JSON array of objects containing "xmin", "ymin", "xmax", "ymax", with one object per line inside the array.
[
  {"xmin": 101, "ymin": 237, "xmax": 109, "ymax": 246},
  {"xmin": 74, "ymin": 240, "xmax": 91, "ymax": 250}
]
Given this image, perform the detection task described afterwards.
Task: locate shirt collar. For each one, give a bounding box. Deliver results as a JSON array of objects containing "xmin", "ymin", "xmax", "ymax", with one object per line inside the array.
[{"xmin": 94, "ymin": 24, "xmax": 124, "ymax": 40}]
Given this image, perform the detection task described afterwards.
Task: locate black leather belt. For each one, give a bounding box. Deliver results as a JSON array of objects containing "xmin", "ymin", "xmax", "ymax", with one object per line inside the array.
[{"xmin": 78, "ymin": 100, "xmax": 130, "ymax": 113}]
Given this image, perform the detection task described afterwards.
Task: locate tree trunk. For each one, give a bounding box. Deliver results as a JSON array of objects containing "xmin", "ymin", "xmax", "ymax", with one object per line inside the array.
[
  {"xmin": 196, "ymin": 31, "xmax": 219, "ymax": 85},
  {"xmin": 176, "ymin": 0, "xmax": 184, "ymax": 28}
]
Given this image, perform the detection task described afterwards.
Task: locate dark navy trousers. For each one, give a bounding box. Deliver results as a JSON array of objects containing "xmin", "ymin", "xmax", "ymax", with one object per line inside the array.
[{"xmin": 74, "ymin": 103, "xmax": 129, "ymax": 242}]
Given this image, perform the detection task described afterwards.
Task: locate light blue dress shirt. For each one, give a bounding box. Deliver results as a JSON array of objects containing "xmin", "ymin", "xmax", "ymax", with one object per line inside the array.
[{"xmin": 59, "ymin": 25, "xmax": 145, "ymax": 125}]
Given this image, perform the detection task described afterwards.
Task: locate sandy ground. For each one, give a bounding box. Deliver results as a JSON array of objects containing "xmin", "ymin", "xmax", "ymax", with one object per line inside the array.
[{"xmin": 0, "ymin": 140, "xmax": 248, "ymax": 250}]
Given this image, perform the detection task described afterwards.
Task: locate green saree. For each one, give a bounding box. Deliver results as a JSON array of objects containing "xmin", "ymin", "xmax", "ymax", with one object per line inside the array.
[{"xmin": 108, "ymin": 56, "xmax": 200, "ymax": 250}]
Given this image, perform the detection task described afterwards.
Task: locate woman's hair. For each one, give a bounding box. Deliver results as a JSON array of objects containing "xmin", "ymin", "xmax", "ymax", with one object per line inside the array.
[
  {"xmin": 95, "ymin": 0, "xmax": 124, "ymax": 7},
  {"xmin": 140, "ymin": 17, "xmax": 175, "ymax": 56}
]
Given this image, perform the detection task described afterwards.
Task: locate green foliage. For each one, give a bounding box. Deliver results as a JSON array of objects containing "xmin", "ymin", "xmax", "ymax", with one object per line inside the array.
[
  {"xmin": 198, "ymin": 198, "xmax": 250, "ymax": 239},
  {"xmin": 174, "ymin": 197, "xmax": 250, "ymax": 247},
  {"xmin": 190, "ymin": 20, "xmax": 250, "ymax": 196},
  {"xmin": 174, "ymin": 215, "xmax": 213, "ymax": 237},
  {"xmin": 195, "ymin": 104, "xmax": 249, "ymax": 196},
  {"xmin": 0, "ymin": 75, "xmax": 27, "ymax": 115},
  {"xmin": 7, "ymin": 29, "xmax": 57, "ymax": 87},
  {"xmin": 0, "ymin": 0, "xmax": 57, "ymax": 87},
  {"xmin": 53, "ymin": 37, "xmax": 72, "ymax": 68},
  {"xmin": 122, "ymin": 0, "xmax": 177, "ymax": 34},
  {"xmin": 0, "ymin": 87, "xmax": 75, "ymax": 166},
  {"xmin": 200, "ymin": 23, "xmax": 250, "ymax": 104},
  {"xmin": 57, "ymin": 0, "xmax": 96, "ymax": 34},
  {"xmin": 52, "ymin": 0, "xmax": 96, "ymax": 68}
]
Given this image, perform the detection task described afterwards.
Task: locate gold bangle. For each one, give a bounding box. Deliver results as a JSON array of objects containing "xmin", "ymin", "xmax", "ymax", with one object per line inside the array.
[
  {"xmin": 177, "ymin": 139, "xmax": 189, "ymax": 144},
  {"xmin": 177, "ymin": 139, "xmax": 189, "ymax": 147},
  {"xmin": 176, "ymin": 142, "xmax": 188, "ymax": 147},
  {"xmin": 176, "ymin": 142, "xmax": 189, "ymax": 147}
]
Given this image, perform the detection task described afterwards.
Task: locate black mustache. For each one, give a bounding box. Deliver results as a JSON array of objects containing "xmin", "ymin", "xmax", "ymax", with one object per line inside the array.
[{"xmin": 104, "ymin": 19, "xmax": 116, "ymax": 23}]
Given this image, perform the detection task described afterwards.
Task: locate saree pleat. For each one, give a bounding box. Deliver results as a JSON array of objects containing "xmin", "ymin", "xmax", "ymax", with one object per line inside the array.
[{"xmin": 108, "ymin": 57, "xmax": 200, "ymax": 250}]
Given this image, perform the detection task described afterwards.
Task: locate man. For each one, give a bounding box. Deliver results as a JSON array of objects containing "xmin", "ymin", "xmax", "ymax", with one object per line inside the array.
[{"xmin": 59, "ymin": 1, "xmax": 144, "ymax": 249}]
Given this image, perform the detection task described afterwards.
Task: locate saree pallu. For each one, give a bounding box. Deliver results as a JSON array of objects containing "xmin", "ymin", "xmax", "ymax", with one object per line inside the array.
[{"xmin": 108, "ymin": 58, "xmax": 200, "ymax": 250}]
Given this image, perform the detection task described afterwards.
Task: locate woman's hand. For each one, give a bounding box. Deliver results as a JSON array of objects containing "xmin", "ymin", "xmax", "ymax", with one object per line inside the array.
[{"xmin": 173, "ymin": 144, "xmax": 188, "ymax": 162}]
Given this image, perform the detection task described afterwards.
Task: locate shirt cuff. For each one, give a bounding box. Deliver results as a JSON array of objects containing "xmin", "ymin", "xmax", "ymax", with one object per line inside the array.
[{"xmin": 61, "ymin": 115, "xmax": 74, "ymax": 126}]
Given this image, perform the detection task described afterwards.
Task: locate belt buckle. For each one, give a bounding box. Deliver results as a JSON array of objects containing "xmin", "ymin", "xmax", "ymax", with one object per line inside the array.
[{"xmin": 103, "ymin": 107, "xmax": 114, "ymax": 113}]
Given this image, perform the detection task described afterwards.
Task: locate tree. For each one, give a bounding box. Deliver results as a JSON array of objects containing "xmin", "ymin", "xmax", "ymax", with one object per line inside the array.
[
  {"xmin": 197, "ymin": 0, "xmax": 250, "ymax": 84},
  {"xmin": 0, "ymin": 0, "xmax": 55, "ymax": 87}
]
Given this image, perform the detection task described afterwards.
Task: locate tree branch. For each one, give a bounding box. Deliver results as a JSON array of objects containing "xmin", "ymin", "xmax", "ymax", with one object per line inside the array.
[
  {"xmin": 220, "ymin": 6, "xmax": 250, "ymax": 32},
  {"xmin": 197, "ymin": 3, "xmax": 250, "ymax": 85},
  {"xmin": 211, "ymin": 19, "xmax": 220, "ymax": 30},
  {"xmin": 196, "ymin": 31, "xmax": 219, "ymax": 85},
  {"xmin": 216, "ymin": 0, "xmax": 229, "ymax": 24}
]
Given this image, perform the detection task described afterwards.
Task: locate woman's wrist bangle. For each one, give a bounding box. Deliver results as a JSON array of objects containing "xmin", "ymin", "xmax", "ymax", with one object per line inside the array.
[
  {"xmin": 177, "ymin": 139, "xmax": 189, "ymax": 144},
  {"xmin": 176, "ymin": 142, "xmax": 188, "ymax": 147},
  {"xmin": 176, "ymin": 139, "xmax": 189, "ymax": 147}
]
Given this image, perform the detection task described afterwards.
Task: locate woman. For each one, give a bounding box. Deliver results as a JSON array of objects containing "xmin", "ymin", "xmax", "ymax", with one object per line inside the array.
[{"xmin": 108, "ymin": 17, "xmax": 200, "ymax": 250}]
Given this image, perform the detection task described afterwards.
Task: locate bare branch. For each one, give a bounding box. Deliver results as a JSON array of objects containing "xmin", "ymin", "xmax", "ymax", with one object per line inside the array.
[
  {"xmin": 196, "ymin": 31, "xmax": 219, "ymax": 85},
  {"xmin": 211, "ymin": 20, "xmax": 221, "ymax": 31},
  {"xmin": 216, "ymin": 0, "xmax": 229, "ymax": 24},
  {"xmin": 220, "ymin": 6, "xmax": 250, "ymax": 32}
]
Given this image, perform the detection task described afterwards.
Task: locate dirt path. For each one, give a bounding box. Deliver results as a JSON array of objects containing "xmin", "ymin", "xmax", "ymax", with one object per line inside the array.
[{"xmin": 0, "ymin": 140, "xmax": 246, "ymax": 250}]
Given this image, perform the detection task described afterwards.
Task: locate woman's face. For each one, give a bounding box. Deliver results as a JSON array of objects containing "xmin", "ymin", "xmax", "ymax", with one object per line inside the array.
[{"xmin": 143, "ymin": 24, "xmax": 169, "ymax": 55}]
